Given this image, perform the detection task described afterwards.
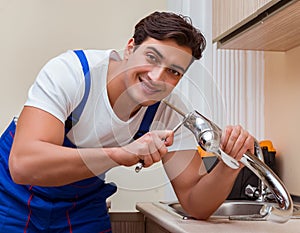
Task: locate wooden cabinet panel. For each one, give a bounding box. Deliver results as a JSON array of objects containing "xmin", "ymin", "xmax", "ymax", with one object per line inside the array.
[
  {"xmin": 145, "ymin": 218, "xmax": 170, "ymax": 233},
  {"xmin": 213, "ymin": 0, "xmax": 300, "ymax": 51},
  {"xmin": 213, "ymin": 0, "xmax": 273, "ymax": 39},
  {"xmin": 110, "ymin": 212, "xmax": 145, "ymax": 233}
]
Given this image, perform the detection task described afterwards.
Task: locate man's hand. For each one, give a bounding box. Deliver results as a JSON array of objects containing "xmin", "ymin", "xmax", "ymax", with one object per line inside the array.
[
  {"xmin": 110, "ymin": 130, "xmax": 174, "ymax": 167},
  {"xmin": 220, "ymin": 125, "xmax": 254, "ymax": 161}
]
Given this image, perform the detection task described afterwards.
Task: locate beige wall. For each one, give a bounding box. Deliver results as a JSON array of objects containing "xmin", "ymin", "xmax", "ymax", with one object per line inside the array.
[
  {"xmin": 265, "ymin": 46, "xmax": 300, "ymax": 195},
  {"xmin": 0, "ymin": 0, "xmax": 167, "ymax": 131}
]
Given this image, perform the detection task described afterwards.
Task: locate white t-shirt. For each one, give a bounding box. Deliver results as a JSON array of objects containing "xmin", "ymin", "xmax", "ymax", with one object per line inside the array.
[{"xmin": 25, "ymin": 50, "xmax": 197, "ymax": 152}]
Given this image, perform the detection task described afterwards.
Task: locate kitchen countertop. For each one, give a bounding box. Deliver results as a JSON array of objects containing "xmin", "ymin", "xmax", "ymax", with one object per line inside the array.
[{"xmin": 136, "ymin": 202, "xmax": 300, "ymax": 233}]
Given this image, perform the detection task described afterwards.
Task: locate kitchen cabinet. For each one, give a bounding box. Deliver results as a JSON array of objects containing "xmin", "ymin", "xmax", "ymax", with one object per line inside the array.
[
  {"xmin": 213, "ymin": 0, "xmax": 300, "ymax": 51},
  {"xmin": 145, "ymin": 218, "xmax": 170, "ymax": 233},
  {"xmin": 213, "ymin": 0, "xmax": 273, "ymax": 39},
  {"xmin": 109, "ymin": 212, "xmax": 145, "ymax": 233}
]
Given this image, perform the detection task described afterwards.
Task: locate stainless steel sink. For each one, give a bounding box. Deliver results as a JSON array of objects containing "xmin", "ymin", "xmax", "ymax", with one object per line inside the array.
[
  {"xmin": 166, "ymin": 200, "xmax": 300, "ymax": 220},
  {"xmin": 213, "ymin": 201, "xmax": 270, "ymax": 217}
]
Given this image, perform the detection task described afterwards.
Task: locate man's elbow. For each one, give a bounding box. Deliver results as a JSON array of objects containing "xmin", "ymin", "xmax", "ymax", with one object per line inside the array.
[
  {"xmin": 192, "ymin": 212, "xmax": 212, "ymax": 220},
  {"xmin": 8, "ymin": 153, "xmax": 32, "ymax": 185},
  {"xmin": 182, "ymin": 204, "xmax": 214, "ymax": 220}
]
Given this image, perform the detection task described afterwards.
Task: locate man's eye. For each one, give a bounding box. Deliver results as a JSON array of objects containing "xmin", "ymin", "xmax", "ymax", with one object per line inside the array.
[
  {"xmin": 167, "ymin": 68, "xmax": 181, "ymax": 77},
  {"xmin": 146, "ymin": 53, "xmax": 158, "ymax": 64}
]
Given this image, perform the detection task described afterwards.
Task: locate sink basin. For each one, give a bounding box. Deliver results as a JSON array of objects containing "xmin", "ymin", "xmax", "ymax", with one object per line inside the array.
[
  {"xmin": 213, "ymin": 201, "xmax": 272, "ymax": 218},
  {"xmin": 166, "ymin": 200, "xmax": 300, "ymax": 220}
]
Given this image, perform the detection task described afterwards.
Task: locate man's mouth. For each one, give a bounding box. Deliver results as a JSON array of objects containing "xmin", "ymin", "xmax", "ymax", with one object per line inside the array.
[{"xmin": 139, "ymin": 77, "xmax": 162, "ymax": 95}]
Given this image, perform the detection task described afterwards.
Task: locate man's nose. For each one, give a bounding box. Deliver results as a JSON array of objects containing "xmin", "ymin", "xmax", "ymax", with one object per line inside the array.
[{"xmin": 148, "ymin": 66, "xmax": 165, "ymax": 82}]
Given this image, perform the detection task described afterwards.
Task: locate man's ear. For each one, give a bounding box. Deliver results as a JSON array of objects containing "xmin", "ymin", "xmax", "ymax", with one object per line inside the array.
[{"xmin": 124, "ymin": 38, "xmax": 135, "ymax": 59}]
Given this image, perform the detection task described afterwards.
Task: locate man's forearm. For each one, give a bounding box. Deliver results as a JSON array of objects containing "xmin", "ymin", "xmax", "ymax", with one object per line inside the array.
[
  {"xmin": 185, "ymin": 162, "xmax": 241, "ymax": 219},
  {"xmin": 9, "ymin": 141, "xmax": 119, "ymax": 186}
]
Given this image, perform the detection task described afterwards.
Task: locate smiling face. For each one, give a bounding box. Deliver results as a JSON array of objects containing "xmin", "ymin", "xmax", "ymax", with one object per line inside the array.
[{"xmin": 122, "ymin": 38, "xmax": 193, "ymax": 106}]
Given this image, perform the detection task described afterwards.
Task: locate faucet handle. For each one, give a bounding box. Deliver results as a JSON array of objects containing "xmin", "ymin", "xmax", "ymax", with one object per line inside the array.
[{"xmin": 217, "ymin": 149, "xmax": 240, "ymax": 169}]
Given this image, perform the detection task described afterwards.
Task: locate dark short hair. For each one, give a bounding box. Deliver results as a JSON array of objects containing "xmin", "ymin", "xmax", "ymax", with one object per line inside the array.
[{"xmin": 133, "ymin": 11, "xmax": 206, "ymax": 61}]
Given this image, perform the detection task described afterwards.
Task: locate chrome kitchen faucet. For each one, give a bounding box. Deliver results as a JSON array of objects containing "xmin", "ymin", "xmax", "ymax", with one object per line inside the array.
[{"xmin": 157, "ymin": 100, "xmax": 294, "ymax": 223}]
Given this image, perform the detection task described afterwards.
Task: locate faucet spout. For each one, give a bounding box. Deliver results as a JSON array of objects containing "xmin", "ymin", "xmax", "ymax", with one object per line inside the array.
[
  {"xmin": 240, "ymin": 148, "xmax": 293, "ymax": 223},
  {"xmin": 252, "ymin": 140, "xmax": 268, "ymax": 201}
]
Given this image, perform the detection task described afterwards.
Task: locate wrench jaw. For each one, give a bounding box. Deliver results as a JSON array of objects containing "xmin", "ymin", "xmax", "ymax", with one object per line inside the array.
[{"xmin": 135, "ymin": 161, "xmax": 144, "ymax": 173}]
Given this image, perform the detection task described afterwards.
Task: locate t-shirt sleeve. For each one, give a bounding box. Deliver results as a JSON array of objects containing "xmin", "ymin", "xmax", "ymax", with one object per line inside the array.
[{"xmin": 24, "ymin": 50, "xmax": 85, "ymax": 123}]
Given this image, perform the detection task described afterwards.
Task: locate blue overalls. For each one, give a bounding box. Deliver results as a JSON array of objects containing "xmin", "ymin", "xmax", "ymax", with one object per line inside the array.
[
  {"xmin": 0, "ymin": 51, "xmax": 118, "ymax": 233},
  {"xmin": 0, "ymin": 50, "xmax": 160, "ymax": 233},
  {"xmin": 0, "ymin": 119, "xmax": 118, "ymax": 233}
]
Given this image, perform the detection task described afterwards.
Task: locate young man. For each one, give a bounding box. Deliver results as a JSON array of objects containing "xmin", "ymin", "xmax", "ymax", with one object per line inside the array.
[{"xmin": 0, "ymin": 11, "xmax": 254, "ymax": 232}]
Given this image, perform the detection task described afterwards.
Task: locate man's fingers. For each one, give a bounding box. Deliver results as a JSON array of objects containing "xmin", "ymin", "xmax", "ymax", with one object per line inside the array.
[{"xmin": 221, "ymin": 125, "xmax": 254, "ymax": 161}]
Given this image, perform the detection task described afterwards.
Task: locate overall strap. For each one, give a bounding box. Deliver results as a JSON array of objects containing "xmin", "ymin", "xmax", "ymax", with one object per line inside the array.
[
  {"xmin": 133, "ymin": 101, "xmax": 160, "ymax": 140},
  {"xmin": 65, "ymin": 50, "xmax": 91, "ymax": 134},
  {"xmin": 64, "ymin": 49, "xmax": 160, "ymax": 141}
]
